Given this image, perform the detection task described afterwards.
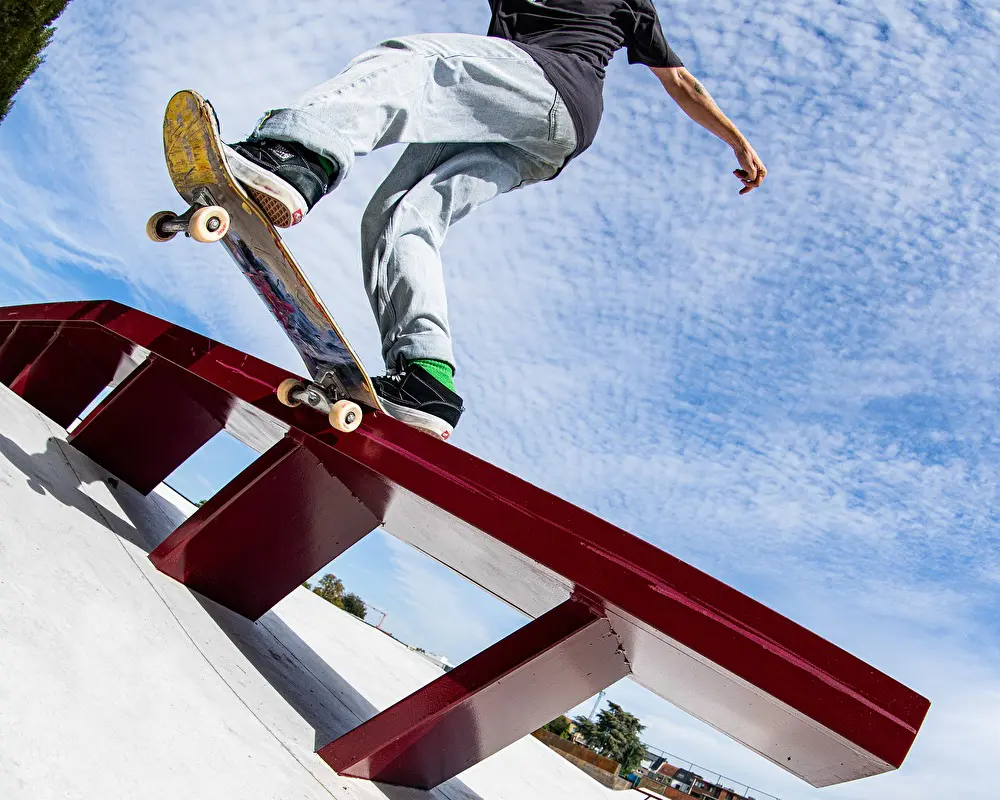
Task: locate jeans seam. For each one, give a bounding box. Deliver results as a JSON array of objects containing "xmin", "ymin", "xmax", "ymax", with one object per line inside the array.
[
  {"xmin": 328, "ymin": 51, "xmax": 531, "ymax": 100},
  {"xmin": 379, "ymin": 143, "xmax": 448, "ymax": 341},
  {"xmin": 439, "ymin": 54, "xmax": 530, "ymax": 62},
  {"xmin": 323, "ymin": 54, "xmax": 436, "ymax": 99}
]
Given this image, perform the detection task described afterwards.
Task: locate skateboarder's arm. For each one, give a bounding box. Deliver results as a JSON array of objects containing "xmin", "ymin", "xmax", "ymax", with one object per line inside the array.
[{"xmin": 650, "ymin": 66, "xmax": 767, "ymax": 195}]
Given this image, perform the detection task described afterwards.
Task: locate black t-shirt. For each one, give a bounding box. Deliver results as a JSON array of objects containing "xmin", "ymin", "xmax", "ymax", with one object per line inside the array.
[{"xmin": 487, "ymin": 0, "xmax": 684, "ymax": 160}]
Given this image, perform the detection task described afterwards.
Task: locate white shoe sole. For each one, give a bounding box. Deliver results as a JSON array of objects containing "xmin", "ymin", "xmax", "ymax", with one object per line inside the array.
[
  {"xmin": 222, "ymin": 144, "xmax": 308, "ymax": 228},
  {"xmin": 379, "ymin": 397, "xmax": 455, "ymax": 441}
]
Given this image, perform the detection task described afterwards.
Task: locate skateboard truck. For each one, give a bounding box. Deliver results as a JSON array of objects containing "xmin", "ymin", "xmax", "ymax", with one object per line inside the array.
[
  {"xmin": 147, "ymin": 190, "xmax": 231, "ymax": 245},
  {"xmin": 276, "ymin": 373, "xmax": 365, "ymax": 434}
]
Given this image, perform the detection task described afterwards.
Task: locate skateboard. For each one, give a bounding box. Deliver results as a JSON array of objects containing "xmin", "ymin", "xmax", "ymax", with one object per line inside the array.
[{"xmin": 147, "ymin": 89, "xmax": 384, "ymax": 434}]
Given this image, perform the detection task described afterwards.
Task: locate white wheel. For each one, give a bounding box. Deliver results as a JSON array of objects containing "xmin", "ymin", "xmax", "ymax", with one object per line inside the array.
[
  {"xmin": 189, "ymin": 205, "xmax": 231, "ymax": 243},
  {"xmin": 277, "ymin": 378, "xmax": 304, "ymax": 408},
  {"xmin": 329, "ymin": 400, "xmax": 362, "ymax": 433},
  {"xmin": 146, "ymin": 211, "xmax": 178, "ymax": 243}
]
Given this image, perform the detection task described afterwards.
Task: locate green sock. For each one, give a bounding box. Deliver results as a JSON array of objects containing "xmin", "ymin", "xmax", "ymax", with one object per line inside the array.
[
  {"xmin": 411, "ymin": 359, "xmax": 456, "ymax": 392},
  {"xmin": 316, "ymin": 155, "xmax": 338, "ymax": 179}
]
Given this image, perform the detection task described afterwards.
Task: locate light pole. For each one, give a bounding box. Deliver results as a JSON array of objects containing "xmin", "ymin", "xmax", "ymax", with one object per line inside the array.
[{"xmin": 588, "ymin": 690, "xmax": 606, "ymax": 721}]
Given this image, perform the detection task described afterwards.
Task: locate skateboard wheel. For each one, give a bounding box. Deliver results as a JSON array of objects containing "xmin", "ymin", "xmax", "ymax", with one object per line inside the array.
[
  {"xmin": 329, "ymin": 400, "xmax": 362, "ymax": 433},
  {"xmin": 277, "ymin": 378, "xmax": 305, "ymax": 408},
  {"xmin": 146, "ymin": 211, "xmax": 178, "ymax": 243},
  {"xmin": 189, "ymin": 205, "xmax": 231, "ymax": 243}
]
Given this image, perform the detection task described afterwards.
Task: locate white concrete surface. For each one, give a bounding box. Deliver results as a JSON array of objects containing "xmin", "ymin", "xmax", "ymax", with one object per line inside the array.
[{"xmin": 0, "ymin": 384, "xmax": 619, "ymax": 800}]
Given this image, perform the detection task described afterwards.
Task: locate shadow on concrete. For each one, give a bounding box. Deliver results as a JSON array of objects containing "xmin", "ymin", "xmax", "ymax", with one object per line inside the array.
[
  {"xmin": 1, "ymin": 431, "xmax": 486, "ymax": 799},
  {"xmin": 194, "ymin": 595, "xmax": 486, "ymax": 800},
  {"xmin": 0, "ymin": 433, "xmax": 145, "ymax": 551}
]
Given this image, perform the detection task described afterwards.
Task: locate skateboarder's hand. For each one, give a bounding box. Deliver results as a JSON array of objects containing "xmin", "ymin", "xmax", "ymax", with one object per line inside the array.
[{"xmin": 733, "ymin": 142, "xmax": 766, "ymax": 195}]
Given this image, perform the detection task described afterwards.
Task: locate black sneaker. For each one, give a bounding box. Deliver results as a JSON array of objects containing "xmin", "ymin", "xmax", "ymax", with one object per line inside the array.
[
  {"xmin": 223, "ymin": 138, "xmax": 335, "ymax": 228},
  {"xmin": 372, "ymin": 365, "xmax": 464, "ymax": 441}
]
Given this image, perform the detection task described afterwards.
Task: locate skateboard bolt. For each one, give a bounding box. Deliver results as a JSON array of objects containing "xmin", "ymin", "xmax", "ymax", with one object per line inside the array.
[
  {"xmin": 207, "ymin": 217, "xmax": 221, "ymax": 232},
  {"xmin": 307, "ymin": 391, "xmax": 321, "ymax": 405}
]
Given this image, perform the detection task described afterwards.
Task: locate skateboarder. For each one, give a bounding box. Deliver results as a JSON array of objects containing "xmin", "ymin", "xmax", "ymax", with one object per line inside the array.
[{"xmin": 223, "ymin": 0, "xmax": 766, "ymax": 439}]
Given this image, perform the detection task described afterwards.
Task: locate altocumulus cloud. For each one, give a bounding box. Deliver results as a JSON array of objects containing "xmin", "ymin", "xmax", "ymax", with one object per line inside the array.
[{"xmin": 1, "ymin": 2, "xmax": 998, "ymax": 797}]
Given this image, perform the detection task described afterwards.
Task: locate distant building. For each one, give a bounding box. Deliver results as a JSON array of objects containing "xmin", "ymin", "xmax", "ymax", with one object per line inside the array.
[
  {"xmin": 409, "ymin": 647, "xmax": 454, "ymax": 671},
  {"xmin": 635, "ymin": 757, "xmax": 700, "ymax": 794},
  {"xmin": 669, "ymin": 767, "xmax": 697, "ymax": 793},
  {"xmin": 690, "ymin": 776, "xmax": 753, "ymax": 800},
  {"xmin": 663, "ymin": 764, "xmax": 696, "ymax": 793},
  {"xmin": 636, "ymin": 750, "xmax": 761, "ymax": 800}
]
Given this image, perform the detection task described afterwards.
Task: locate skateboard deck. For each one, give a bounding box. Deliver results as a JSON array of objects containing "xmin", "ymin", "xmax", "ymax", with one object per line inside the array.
[{"xmin": 152, "ymin": 89, "xmax": 383, "ymax": 426}]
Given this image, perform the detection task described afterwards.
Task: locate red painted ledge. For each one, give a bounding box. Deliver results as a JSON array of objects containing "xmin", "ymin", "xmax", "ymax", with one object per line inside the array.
[{"xmin": 0, "ymin": 300, "xmax": 930, "ymax": 788}]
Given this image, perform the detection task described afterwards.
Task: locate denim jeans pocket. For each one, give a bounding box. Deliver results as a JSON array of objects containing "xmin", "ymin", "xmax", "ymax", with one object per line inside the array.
[{"xmin": 548, "ymin": 93, "xmax": 578, "ymax": 154}]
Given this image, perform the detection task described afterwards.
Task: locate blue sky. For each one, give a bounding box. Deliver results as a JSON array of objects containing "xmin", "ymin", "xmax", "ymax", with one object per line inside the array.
[{"xmin": 1, "ymin": 1, "xmax": 998, "ymax": 797}]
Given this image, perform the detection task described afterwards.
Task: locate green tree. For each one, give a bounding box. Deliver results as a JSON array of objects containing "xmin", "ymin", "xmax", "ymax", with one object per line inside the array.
[
  {"xmin": 572, "ymin": 716, "xmax": 598, "ymax": 746},
  {"xmin": 616, "ymin": 738, "xmax": 646, "ymax": 777},
  {"xmin": 543, "ymin": 715, "xmax": 573, "ymax": 739},
  {"xmin": 340, "ymin": 592, "xmax": 366, "ymax": 619},
  {"xmin": 1, "ymin": 1, "xmax": 71, "ymax": 123},
  {"xmin": 312, "ymin": 573, "xmax": 345, "ymax": 606},
  {"xmin": 572, "ymin": 702, "xmax": 646, "ymax": 775}
]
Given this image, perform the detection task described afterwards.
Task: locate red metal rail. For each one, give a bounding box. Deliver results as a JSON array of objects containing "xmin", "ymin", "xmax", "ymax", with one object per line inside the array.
[{"xmin": 0, "ymin": 300, "xmax": 930, "ymax": 790}]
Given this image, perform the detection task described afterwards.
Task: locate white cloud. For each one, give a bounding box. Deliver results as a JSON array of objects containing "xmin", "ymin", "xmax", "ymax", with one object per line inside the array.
[{"xmin": 2, "ymin": 1, "xmax": 999, "ymax": 797}]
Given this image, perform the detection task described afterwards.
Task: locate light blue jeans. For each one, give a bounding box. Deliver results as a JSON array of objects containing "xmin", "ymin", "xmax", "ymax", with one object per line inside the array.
[{"xmin": 255, "ymin": 33, "xmax": 578, "ymax": 372}]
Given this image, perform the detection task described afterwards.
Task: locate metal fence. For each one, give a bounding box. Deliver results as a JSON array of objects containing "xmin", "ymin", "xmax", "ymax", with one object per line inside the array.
[{"xmin": 639, "ymin": 743, "xmax": 783, "ymax": 800}]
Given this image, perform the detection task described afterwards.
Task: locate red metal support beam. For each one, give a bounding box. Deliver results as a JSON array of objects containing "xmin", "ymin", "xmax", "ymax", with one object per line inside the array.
[
  {"xmin": 8, "ymin": 326, "xmax": 130, "ymax": 429},
  {"xmin": 320, "ymin": 596, "xmax": 630, "ymax": 789},
  {"xmin": 0, "ymin": 301, "xmax": 931, "ymax": 789},
  {"xmin": 70, "ymin": 356, "xmax": 229, "ymax": 495},
  {"xmin": 0, "ymin": 321, "xmax": 56, "ymax": 386},
  {"xmin": 151, "ymin": 434, "xmax": 380, "ymax": 620},
  {"xmin": 0, "ymin": 321, "xmax": 15, "ymax": 349},
  {"xmin": 150, "ymin": 429, "xmax": 398, "ymax": 619}
]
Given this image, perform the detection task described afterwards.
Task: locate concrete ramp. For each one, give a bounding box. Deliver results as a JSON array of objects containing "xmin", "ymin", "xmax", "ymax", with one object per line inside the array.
[{"xmin": 0, "ymin": 383, "xmax": 615, "ymax": 800}]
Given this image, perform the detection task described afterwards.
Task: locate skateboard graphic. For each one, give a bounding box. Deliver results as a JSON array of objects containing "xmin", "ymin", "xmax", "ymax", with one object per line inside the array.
[{"xmin": 147, "ymin": 90, "xmax": 384, "ymax": 433}]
